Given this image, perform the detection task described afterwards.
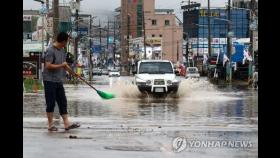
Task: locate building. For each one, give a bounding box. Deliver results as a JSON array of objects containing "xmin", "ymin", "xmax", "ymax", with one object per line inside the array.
[
  {"xmin": 233, "ymin": 0, "xmax": 258, "ymax": 65},
  {"xmin": 232, "ymin": 0, "xmax": 258, "ymax": 12},
  {"xmin": 23, "ymin": 10, "xmax": 40, "ymax": 40},
  {"xmin": 182, "ymin": 7, "xmax": 250, "ymax": 56},
  {"xmin": 120, "ymin": 0, "xmax": 183, "ymax": 64},
  {"xmin": 23, "ymin": 6, "xmax": 72, "ymax": 41}
]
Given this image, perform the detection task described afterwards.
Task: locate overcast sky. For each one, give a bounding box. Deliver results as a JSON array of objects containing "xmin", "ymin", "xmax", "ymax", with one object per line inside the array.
[{"xmin": 23, "ymin": 0, "xmax": 227, "ymax": 21}]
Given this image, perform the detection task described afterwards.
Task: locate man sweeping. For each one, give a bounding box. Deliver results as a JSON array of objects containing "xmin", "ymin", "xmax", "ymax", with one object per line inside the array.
[{"xmin": 43, "ymin": 32, "xmax": 80, "ymax": 131}]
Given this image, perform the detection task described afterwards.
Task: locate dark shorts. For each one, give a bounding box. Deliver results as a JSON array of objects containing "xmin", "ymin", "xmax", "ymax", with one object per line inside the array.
[{"xmin": 43, "ymin": 81, "xmax": 68, "ymax": 115}]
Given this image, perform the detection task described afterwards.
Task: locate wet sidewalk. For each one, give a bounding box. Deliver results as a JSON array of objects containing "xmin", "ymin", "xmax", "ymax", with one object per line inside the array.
[
  {"xmin": 24, "ymin": 77, "xmax": 258, "ymax": 158},
  {"xmin": 24, "ymin": 117, "xmax": 257, "ymax": 158}
]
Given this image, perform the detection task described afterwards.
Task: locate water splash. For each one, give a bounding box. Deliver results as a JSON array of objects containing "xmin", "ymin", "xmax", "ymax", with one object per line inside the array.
[
  {"xmin": 108, "ymin": 78, "xmax": 223, "ymax": 101},
  {"xmin": 172, "ymin": 78, "xmax": 240, "ymax": 101},
  {"xmin": 66, "ymin": 77, "xmax": 240, "ymax": 102},
  {"xmin": 108, "ymin": 79, "xmax": 146, "ymax": 99}
]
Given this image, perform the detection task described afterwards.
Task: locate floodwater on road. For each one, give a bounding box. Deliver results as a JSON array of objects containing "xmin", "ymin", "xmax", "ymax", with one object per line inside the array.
[
  {"xmin": 23, "ymin": 76, "xmax": 258, "ymax": 158},
  {"xmin": 23, "ymin": 77, "xmax": 257, "ymax": 125}
]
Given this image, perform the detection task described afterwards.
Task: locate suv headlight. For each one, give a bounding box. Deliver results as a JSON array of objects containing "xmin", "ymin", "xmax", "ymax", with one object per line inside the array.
[
  {"xmin": 167, "ymin": 80, "xmax": 172, "ymax": 85},
  {"xmin": 146, "ymin": 80, "xmax": 152, "ymax": 85}
]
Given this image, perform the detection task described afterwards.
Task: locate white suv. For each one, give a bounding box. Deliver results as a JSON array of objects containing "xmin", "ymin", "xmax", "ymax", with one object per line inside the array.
[{"xmin": 134, "ymin": 60, "xmax": 180, "ymax": 94}]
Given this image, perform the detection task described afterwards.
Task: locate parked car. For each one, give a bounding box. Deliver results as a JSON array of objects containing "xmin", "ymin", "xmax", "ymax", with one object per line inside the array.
[
  {"xmin": 81, "ymin": 68, "xmax": 89, "ymax": 78},
  {"xmin": 101, "ymin": 68, "xmax": 109, "ymax": 75},
  {"xmin": 185, "ymin": 67, "xmax": 200, "ymax": 79},
  {"xmin": 108, "ymin": 68, "xmax": 120, "ymax": 77},
  {"xmin": 134, "ymin": 60, "xmax": 180, "ymax": 94},
  {"xmin": 93, "ymin": 68, "xmax": 102, "ymax": 76}
]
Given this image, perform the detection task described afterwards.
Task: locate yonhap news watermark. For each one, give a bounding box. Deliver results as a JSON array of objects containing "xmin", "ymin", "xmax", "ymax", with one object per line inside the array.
[{"xmin": 172, "ymin": 137, "xmax": 253, "ymax": 152}]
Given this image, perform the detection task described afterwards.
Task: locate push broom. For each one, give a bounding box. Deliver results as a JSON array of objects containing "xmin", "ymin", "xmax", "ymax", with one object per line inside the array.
[{"xmin": 65, "ymin": 65, "xmax": 115, "ymax": 99}]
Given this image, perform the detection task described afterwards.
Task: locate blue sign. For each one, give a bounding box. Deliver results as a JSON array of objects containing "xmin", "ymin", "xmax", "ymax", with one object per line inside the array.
[
  {"xmin": 91, "ymin": 45, "xmax": 101, "ymax": 53},
  {"xmin": 231, "ymin": 44, "xmax": 244, "ymax": 62},
  {"xmin": 78, "ymin": 27, "xmax": 88, "ymax": 36}
]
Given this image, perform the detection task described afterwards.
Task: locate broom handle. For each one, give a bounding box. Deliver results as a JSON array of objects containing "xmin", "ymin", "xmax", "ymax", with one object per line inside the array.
[{"xmin": 65, "ymin": 66, "xmax": 97, "ymax": 91}]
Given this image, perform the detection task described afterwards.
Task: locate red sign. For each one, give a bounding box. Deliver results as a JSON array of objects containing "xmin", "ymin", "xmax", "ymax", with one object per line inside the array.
[{"xmin": 23, "ymin": 61, "xmax": 38, "ymax": 78}]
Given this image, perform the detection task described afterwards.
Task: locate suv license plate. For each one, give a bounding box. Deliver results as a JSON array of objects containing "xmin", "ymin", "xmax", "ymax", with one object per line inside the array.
[{"xmin": 155, "ymin": 88, "xmax": 164, "ymax": 92}]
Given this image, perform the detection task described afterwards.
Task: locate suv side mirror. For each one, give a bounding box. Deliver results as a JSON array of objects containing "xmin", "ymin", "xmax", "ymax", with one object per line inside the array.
[{"xmin": 174, "ymin": 69, "xmax": 180, "ymax": 76}]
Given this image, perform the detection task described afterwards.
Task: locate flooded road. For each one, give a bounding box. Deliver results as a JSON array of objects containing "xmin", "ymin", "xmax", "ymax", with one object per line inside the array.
[{"xmin": 23, "ymin": 76, "xmax": 258, "ymax": 158}]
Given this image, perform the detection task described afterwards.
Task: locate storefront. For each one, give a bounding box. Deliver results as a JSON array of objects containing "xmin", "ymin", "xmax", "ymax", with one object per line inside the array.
[{"xmin": 23, "ymin": 42, "xmax": 46, "ymax": 79}]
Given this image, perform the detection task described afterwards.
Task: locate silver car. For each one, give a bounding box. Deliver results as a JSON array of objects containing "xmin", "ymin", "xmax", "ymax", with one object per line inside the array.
[
  {"xmin": 185, "ymin": 67, "xmax": 200, "ymax": 79},
  {"xmin": 93, "ymin": 68, "xmax": 102, "ymax": 76},
  {"xmin": 101, "ymin": 69, "xmax": 109, "ymax": 75},
  {"xmin": 108, "ymin": 69, "xmax": 120, "ymax": 77}
]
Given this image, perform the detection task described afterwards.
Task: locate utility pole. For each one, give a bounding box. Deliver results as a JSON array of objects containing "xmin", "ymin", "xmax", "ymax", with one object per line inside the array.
[
  {"xmin": 40, "ymin": 6, "xmax": 45, "ymax": 81},
  {"xmin": 226, "ymin": 0, "xmax": 232, "ymax": 83},
  {"xmin": 127, "ymin": 14, "xmax": 130, "ymax": 74},
  {"xmin": 184, "ymin": 33, "xmax": 189, "ymax": 67},
  {"xmin": 53, "ymin": 0, "xmax": 59, "ymax": 41},
  {"xmin": 45, "ymin": 0, "xmax": 50, "ymax": 46},
  {"xmin": 74, "ymin": 0, "xmax": 80, "ymax": 68},
  {"xmin": 89, "ymin": 15, "xmax": 93, "ymax": 82},
  {"xmin": 207, "ymin": 0, "xmax": 211, "ymax": 57},
  {"xmin": 107, "ymin": 18, "xmax": 109, "ymax": 50},
  {"xmin": 142, "ymin": 3, "xmax": 146, "ymax": 59},
  {"xmin": 113, "ymin": 18, "xmax": 116, "ymax": 65},
  {"xmin": 177, "ymin": 40, "xmax": 179, "ymax": 61},
  {"xmin": 99, "ymin": 19, "xmax": 102, "ymax": 60},
  {"xmin": 46, "ymin": 0, "xmax": 49, "ymax": 10},
  {"xmin": 106, "ymin": 18, "xmax": 109, "ymax": 61}
]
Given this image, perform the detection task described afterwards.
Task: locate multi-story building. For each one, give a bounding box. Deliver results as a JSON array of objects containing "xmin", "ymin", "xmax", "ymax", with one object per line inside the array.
[
  {"xmin": 182, "ymin": 7, "xmax": 250, "ymax": 56},
  {"xmin": 232, "ymin": 0, "xmax": 258, "ymax": 62},
  {"xmin": 232, "ymin": 0, "xmax": 258, "ymax": 12},
  {"xmin": 120, "ymin": 0, "xmax": 183, "ymax": 64},
  {"xmin": 23, "ymin": 6, "xmax": 72, "ymax": 41}
]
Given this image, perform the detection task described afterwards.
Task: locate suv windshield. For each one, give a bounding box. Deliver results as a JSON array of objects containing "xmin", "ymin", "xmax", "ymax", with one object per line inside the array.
[{"xmin": 139, "ymin": 62, "xmax": 173, "ymax": 74}]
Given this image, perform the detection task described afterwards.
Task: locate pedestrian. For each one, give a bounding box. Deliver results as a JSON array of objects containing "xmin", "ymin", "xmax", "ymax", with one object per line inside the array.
[
  {"xmin": 66, "ymin": 52, "xmax": 74, "ymax": 81},
  {"xmin": 43, "ymin": 32, "xmax": 80, "ymax": 131},
  {"xmin": 252, "ymin": 70, "xmax": 258, "ymax": 89}
]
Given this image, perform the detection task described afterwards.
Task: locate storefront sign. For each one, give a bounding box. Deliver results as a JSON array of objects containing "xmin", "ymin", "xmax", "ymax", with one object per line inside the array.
[
  {"xmin": 23, "ymin": 61, "xmax": 38, "ymax": 78},
  {"xmin": 145, "ymin": 38, "xmax": 162, "ymax": 46},
  {"xmin": 200, "ymin": 10, "xmax": 220, "ymax": 17}
]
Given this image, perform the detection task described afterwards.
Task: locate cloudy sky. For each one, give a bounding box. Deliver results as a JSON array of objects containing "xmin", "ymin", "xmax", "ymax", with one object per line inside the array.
[{"xmin": 23, "ymin": 0, "xmax": 227, "ymax": 21}]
